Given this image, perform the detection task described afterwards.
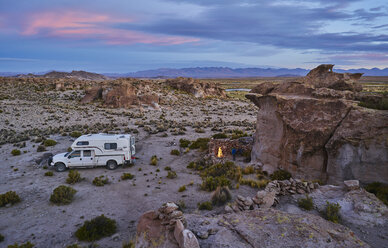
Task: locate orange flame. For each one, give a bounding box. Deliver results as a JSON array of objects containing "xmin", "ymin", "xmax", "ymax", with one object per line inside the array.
[{"xmin": 217, "ymin": 147, "xmax": 223, "ymax": 158}]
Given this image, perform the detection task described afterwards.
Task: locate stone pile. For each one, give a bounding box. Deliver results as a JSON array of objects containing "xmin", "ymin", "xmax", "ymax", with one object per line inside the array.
[
  {"xmin": 136, "ymin": 202, "xmax": 200, "ymax": 248},
  {"xmin": 227, "ymin": 178, "xmax": 320, "ymax": 213}
]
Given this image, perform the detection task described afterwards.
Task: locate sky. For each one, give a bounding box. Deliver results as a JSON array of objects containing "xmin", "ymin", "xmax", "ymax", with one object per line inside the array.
[{"xmin": 0, "ymin": 0, "xmax": 387, "ymax": 73}]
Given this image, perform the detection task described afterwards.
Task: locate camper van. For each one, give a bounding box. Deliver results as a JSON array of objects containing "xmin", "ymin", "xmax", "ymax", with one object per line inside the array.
[{"xmin": 49, "ymin": 134, "xmax": 136, "ymax": 172}]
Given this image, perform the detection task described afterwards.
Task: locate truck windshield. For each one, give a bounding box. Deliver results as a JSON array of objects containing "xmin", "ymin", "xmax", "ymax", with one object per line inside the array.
[{"xmin": 64, "ymin": 152, "xmax": 69, "ymax": 157}]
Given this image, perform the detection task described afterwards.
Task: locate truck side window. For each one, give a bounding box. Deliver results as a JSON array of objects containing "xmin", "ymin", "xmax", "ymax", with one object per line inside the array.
[
  {"xmin": 76, "ymin": 141, "xmax": 89, "ymax": 146},
  {"xmin": 70, "ymin": 151, "xmax": 81, "ymax": 158},
  {"xmin": 104, "ymin": 143, "xmax": 117, "ymax": 150},
  {"xmin": 83, "ymin": 150, "xmax": 92, "ymax": 157}
]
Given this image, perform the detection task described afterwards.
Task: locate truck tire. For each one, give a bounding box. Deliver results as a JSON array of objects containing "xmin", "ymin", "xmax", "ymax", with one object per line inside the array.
[
  {"xmin": 106, "ymin": 160, "xmax": 118, "ymax": 170},
  {"xmin": 54, "ymin": 162, "xmax": 66, "ymax": 172}
]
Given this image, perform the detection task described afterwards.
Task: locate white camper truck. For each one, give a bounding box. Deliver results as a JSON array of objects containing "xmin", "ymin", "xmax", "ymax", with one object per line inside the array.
[{"xmin": 49, "ymin": 134, "xmax": 136, "ymax": 172}]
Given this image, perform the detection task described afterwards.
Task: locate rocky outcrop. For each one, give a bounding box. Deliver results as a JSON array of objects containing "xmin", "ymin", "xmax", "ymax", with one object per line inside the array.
[
  {"xmin": 135, "ymin": 202, "xmax": 200, "ymax": 248},
  {"xmin": 246, "ymin": 64, "xmax": 388, "ymax": 184},
  {"xmin": 186, "ymin": 208, "xmax": 369, "ymax": 248},
  {"xmin": 80, "ymin": 80, "xmax": 160, "ymax": 108},
  {"xmin": 166, "ymin": 77, "xmax": 226, "ymax": 98}
]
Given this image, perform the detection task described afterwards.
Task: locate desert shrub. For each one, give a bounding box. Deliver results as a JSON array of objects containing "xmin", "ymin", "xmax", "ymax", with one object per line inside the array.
[
  {"xmin": 37, "ymin": 145, "xmax": 46, "ymax": 152},
  {"xmin": 167, "ymin": 171, "xmax": 177, "ymax": 179},
  {"xmin": 50, "ymin": 185, "xmax": 76, "ymax": 205},
  {"xmin": 242, "ymin": 149, "xmax": 251, "ymax": 162},
  {"xmin": 7, "ymin": 242, "xmax": 34, "ymax": 248},
  {"xmin": 121, "ymin": 173, "xmax": 134, "ymax": 180},
  {"xmin": 43, "ymin": 139, "xmax": 57, "ymax": 147},
  {"xmin": 230, "ymin": 129, "xmax": 248, "ymax": 139},
  {"xmin": 67, "ymin": 147, "xmax": 72, "ymax": 152},
  {"xmin": 186, "ymin": 162, "xmax": 195, "ymax": 169},
  {"xmin": 0, "ymin": 233, "xmax": 3, "ymax": 242},
  {"xmin": 164, "ymin": 166, "xmax": 171, "ymax": 171},
  {"xmin": 44, "ymin": 171, "xmax": 54, "ymax": 177},
  {"xmin": 93, "ymin": 176, "xmax": 109, "ymax": 186},
  {"xmin": 177, "ymin": 200, "xmax": 186, "ymax": 210},
  {"xmin": 201, "ymin": 176, "xmax": 230, "ymax": 191},
  {"xmin": 270, "ymin": 169, "xmax": 292, "ymax": 181},
  {"xmin": 170, "ymin": 149, "xmax": 180, "ymax": 156},
  {"xmin": 178, "ymin": 185, "xmax": 186, "ymax": 192},
  {"xmin": 11, "ymin": 149, "xmax": 21, "ymax": 156},
  {"xmin": 66, "ymin": 170, "xmax": 82, "ymax": 184},
  {"xmin": 70, "ymin": 131, "xmax": 82, "ymax": 138},
  {"xmin": 189, "ymin": 138, "xmax": 210, "ymax": 151},
  {"xmin": 75, "ymin": 215, "xmax": 117, "ymax": 242},
  {"xmin": 365, "ymin": 182, "xmax": 388, "ymax": 205},
  {"xmin": 0, "ymin": 191, "xmax": 21, "ymax": 207},
  {"xmin": 66, "ymin": 245, "xmax": 81, "ymax": 248},
  {"xmin": 179, "ymin": 139, "xmax": 191, "ymax": 148},
  {"xmin": 150, "ymin": 155, "xmax": 158, "ymax": 166},
  {"xmin": 358, "ymin": 98, "xmax": 388, "ymax": 110},
  {"xmin": 198, "ymin": 201, "xmax": 213, "ymax": 210},
  {"xmin": 242, "ymin": 165, "xmax": 255, "ymax": 175},
  {"xmin": 298, "ymin": 195, "xmax": 314, "ymax": 210},
  {"xmin": 324, "ymin": 201, "xmax": 341, "ymax": 223},
  {"xmin": 212, "ymin": 133, "xmax": 228, "ymax": 139},
  {"xmin": 238, "ymin": 178, "xmax": 269, "ymax": 189},
  {"xmin": 122, "ymin": 241, "xmax": 135, "ymax": 248},
  {"xmin": 201, "ymin": 161, "xmax": 240, "ymax": 180},
  {"xmin": 211, "ymin": 186, "xmax": 232, "ymax": 206}
]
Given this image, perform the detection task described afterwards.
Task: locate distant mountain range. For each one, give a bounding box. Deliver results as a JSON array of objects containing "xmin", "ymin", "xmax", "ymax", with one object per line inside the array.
[{"xmin": 2, "ymin": 66, "xmax": 388, "ymax": 79}]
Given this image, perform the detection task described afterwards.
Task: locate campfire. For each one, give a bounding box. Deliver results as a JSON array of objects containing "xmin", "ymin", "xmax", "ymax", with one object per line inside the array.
[{"xmin": 217, "ymin": 147, "xmax": 223, "ymax": 158}]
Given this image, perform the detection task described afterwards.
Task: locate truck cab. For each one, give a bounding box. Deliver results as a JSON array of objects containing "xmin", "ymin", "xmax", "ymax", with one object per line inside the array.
[{"xmin": 49, "ymin": 134, "xmax": 135, "ymax": 172}]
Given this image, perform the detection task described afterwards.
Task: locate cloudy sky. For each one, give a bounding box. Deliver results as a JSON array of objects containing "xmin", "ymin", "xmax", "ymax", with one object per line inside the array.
[{"xmin": 0, "ymin": 0, "xmax": 387, "ymax": 73}]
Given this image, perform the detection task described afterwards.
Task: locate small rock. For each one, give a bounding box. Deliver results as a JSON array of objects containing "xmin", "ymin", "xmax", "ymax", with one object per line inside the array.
[
  {"xmin": 224, "ymin": 205, "xmax": 233, "ymax": 213},
  {"xmin": 343, "ymin": 180, "xmax": 359, "ymax": 191},
  {"xmin": 197, "ymin": 230, "xmax": 209, "ymax": 239}
]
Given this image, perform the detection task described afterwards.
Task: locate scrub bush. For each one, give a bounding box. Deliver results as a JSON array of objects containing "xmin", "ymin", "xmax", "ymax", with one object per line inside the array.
[
  {"xmin": 43, "ymin": 139, "xmax": 57, "ymax": 147},
  {"xmin": 37, "ymin": 145, "xmax": 46, "ymax": 152},
  {"xmin": 121, "ymin": 173, "xmax": 134, "ymax": 180},
  {"xmin": 7, "ymin": 242, "xmax": 34, "ymax": 248},
  {"xmin": 178, "ymin": 185, "xmax": 186, "ymax": 192},
  {"xmin": 167, "ymin": 171, "xmax": 177, "ymax": 179},
  {"xmin": 298, "ymin": 195, "xmax": 314, "ymax": 210},
  {"xmin": 189, "ymin": 138, "xmax": 210, "ymax": 151},
  {"xmin": 70, "ymin": 131, "xmax": 82, "ymax": 138},
  {"xmin": 44, "ymin": 171, "xmax": 54, "ymax": 177},
  {"xmin": 365, "ymin": 182, "xmax": 388, "ymax": 205},
  {"xmin": 324, "ymin": 201, "xmax": 341, "ymax": 223},
  {"xmin": 170, "ymin": 149, "xmax": 180, "ymax": 156},
  {"xmin": 198, "ymin": 201, "xmax": 213, "ymax": 210},
  {"xmin": 75, "ymin": 215, "xmax": 117, "ymax": 242},
  {"xmin": 66, "ymin": 170, "xmax": 82, "ymax": 184},
  {"xmin": 212, "ymin": 133, "xmax": 228, "ymax": 139},
  {"xmin": 211, "ymin": 186, "xmax": 232, "ymax": 206},
  {"xmin": 150, "ymin": 155, "xmax": 158, "ymax": 166},
  {"xmin": 11, "ymin": 149, "xmax": 21, "ymax": 156},
  {"xmin": 93, "ymin": 176, "xmax": 109, "ymax": 186},
  {"xmin": 270, "ymin": 169, "xmax": 292, "ymax": 181},
  {"xmin": 50, "ymin": 185, "xmax": 76, "ymax": 205},
  {"xmin": 179, "ymin": 139, "xmax": 191, "ymax": 148},
  {"xmin": 0, "ymin": 191, "xmax": 21, "ymax": 207}
]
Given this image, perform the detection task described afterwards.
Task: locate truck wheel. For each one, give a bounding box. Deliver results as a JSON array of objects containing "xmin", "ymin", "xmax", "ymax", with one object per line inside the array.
[
  {"xmin": 55, "ymin": 162, "xmax": 66, "ymax": 172},
  {"xmin": 106, "ymin": 160, "xmax": 118, "ymax": 170}
]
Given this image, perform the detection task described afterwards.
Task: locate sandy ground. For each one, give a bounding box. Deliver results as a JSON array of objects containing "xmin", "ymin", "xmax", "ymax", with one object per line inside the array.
[{"xmin": 0, "ymin": 87, "xmax": 258, "ymax": 247}]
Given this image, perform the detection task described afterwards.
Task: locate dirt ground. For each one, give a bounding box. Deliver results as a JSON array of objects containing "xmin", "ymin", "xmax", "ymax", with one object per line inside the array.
[{"xmin": 0, "ymin": 87, "xmax": 258, "ymax": 247}]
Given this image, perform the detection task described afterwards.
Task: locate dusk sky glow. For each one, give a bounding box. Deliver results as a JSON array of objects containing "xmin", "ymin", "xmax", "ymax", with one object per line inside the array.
[{"xmin": 0, "ymin": 0, "xmax": 387, "ymax": 73}]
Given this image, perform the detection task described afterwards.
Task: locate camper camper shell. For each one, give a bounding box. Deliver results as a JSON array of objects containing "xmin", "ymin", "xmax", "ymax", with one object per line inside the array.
[{"xmin": 49, "ymin": 133, "xmax": 135, "ymax": 172}]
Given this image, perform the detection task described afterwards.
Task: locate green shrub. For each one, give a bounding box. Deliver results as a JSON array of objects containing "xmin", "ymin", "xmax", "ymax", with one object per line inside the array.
[
  {"xmin": 358, "ymin": 98, "xmax": 388, "ymax": 110},
  {"xmin": 66, "ymin": 245, "xmax": 81, "ymax": 248},
  {"xmin": 211, "ymin": 186, "xmax": 232, "ymax": 206},
  {"xmin": 212, "ymin": 133, "xmax": 228, "ymax": 139},
  {"xmin": 178, "ymin": 185, "xmax": 186, "ymax": 192},
  {"xmin": 121, "ymin": 173, "xmax": 134, "ymax": 180},
  {"xmin": 11, "ymin": 149, "xmax": 21, "ymax": 156},
  {"xmin": 0, "ymin": 233, "xmax": 3, "ymax": 242},
  {"xmin": 230, "ymin": 129, "xmax": 248, "ymax": 139},
  {"xmin": 0, "ymin": 191, "xmax": 21, "ymax": 207},
  {"xmin": 43, "ymin": 139, "xmax": 57, "ymax": 147},
  {"xmin": 170, "ymin": 149, "xmax": 180, "ymax": 156},
  {"xmin": 44, "ymin": 171, "xmax": 54, "ymax": 177},
  {"xmin": 242, "ymin": 165, "xmax": 255, "ymax": 174},
  {"xmin": 365, "ymin": 182, "xmax": 388, "ymax": 205},
  {"xmin": 70, "ymin": 131, "xmax": 82, "ymax": 138},
  {"xmin": 150, "ymin": 155, "xmax": 158, "ymax": 166},
  {"xmin": 93, "ymin": 176, "xmax": 109, "ymax": 186},
  {"xmin": 122, "ymin": 241, "xmax": 135, "ymax": 248},
  {"xmin": 324, "ymin": 201, "xmax": 341, "ymax": 223},
  {"xmin": 75, "ymin": 215, "xmax": 117, "ymax": 242},
  {"xmin": 198, "ymin": 201, "xmax": 213, "ymax": 210},
  {"xmin": 187, "ymin": 162, "xmax": 195, "ymax": 169},
  {"xmin": 167, "ymin": 171, "xmax": 177, "ymax": 179},
  {"xmin": 179, "ymin": 139, "xmax": 191, "ymax": 148},
  {"xmin": 238, "ymin": 178, "xmax": 269, "ymax": 189},
  {"xmin": 7, "ymin": 241, "xmax": 34, "ymax": 248},
  {"xmin": 66, "ymin": 170, "xmax": 82, "ymax": 184},
  {"xmin": 164, "ymin": 166, "xmax": 171, "ymax": 171},
  {"xmin": 270, "ymin": 169, "xmax": 292, "ymax": 181},
  {"xmin": 201, "ymin": 176, "xmax": 231, "ymax": 191},
  {"xmin": 37, "ymin": 145, "xmax": 46, "ymax": 152},
  {"xmin": 50, "ymin": 185, "xmax": 76, "ymax": 205},
  {"xmin": 67, "ymin": 147, "xmax": 72, "ymax": 152},
  {"xmin": 298, "ymin": 195, "xmax": 314, "ymax": 210},
  {"xmin": 189, "ymin": 138, "xmax": 210, "ymax": 151}
]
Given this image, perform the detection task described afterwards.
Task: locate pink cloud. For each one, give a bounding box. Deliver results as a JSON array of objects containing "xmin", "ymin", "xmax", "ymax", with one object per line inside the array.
[{"xmin": 20, "ymin": 10, "xmax": 199, "ymax": 45}]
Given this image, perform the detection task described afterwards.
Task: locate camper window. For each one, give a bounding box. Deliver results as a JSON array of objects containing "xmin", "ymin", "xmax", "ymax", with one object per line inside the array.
[
  {"xmin": 104, "ymin": 143, "xmax": 117, "ymax": 150},
  {"xmin": 83, "ymin": 150, "xmax": 92, "ymax": 157},
  {"xmin": 69, "ymin": 151, "xmax": 81, "ymax": 158},
  {"xmin": 76, "ymin": 141, "xmax": 89, "ymax": 146}
]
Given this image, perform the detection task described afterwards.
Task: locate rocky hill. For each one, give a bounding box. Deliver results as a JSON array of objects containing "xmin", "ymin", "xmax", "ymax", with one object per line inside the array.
[
  {"xmin": 246, "ymin": 64, "xmax": 388, "ymax": 185},
  {"xmin": 16, "ymin": 70, "xmax": 108, "ymax": 81}
]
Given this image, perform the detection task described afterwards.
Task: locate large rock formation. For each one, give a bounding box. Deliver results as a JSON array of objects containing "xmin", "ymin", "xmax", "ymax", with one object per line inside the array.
[
  {"xmin": 166, "ymin": 77, "xmax": 226, "ymax": 98},
  {"xmin": 246, "ymin": 64, "xmax": 388, "ymax": 184}
]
